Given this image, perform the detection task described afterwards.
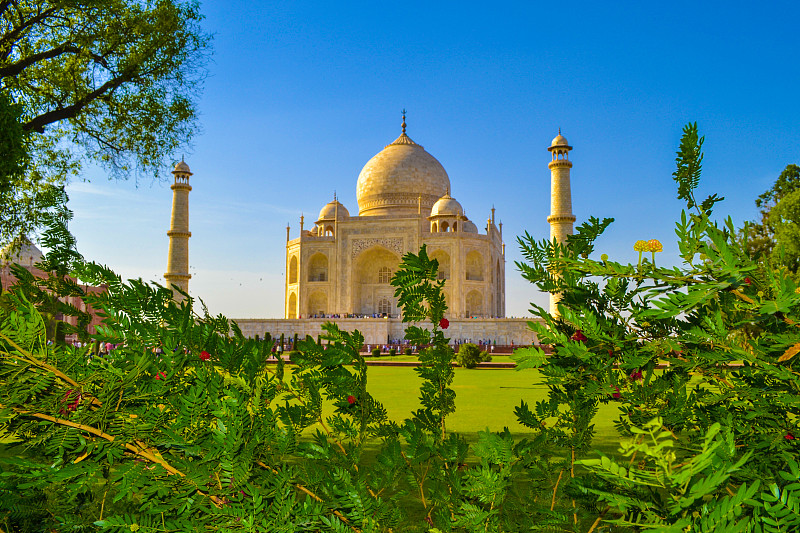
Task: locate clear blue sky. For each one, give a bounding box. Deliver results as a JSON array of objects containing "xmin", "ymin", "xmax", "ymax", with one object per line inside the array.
[{"xmin": 64, "ymin": 0, "xmax": 800, "ymax": 319}]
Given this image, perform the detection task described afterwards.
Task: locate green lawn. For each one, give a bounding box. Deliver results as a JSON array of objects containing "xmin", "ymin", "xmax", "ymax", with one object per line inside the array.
[{"xmin": 362, "ymin": 366, "xmax": 622, "ymax": 448}]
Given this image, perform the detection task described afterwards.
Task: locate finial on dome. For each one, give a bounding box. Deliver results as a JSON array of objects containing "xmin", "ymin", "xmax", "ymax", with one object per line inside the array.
[
  {"xmin": 401, "ymin": 109, "xmax": 407, "ymax": 134},
  {"xmin": 334, "ymin": 191, "xmax": 337, "ymax": 201},
  {"xmin": 558, "ymin": 127, "xmax": 561, "ymax": 135}
]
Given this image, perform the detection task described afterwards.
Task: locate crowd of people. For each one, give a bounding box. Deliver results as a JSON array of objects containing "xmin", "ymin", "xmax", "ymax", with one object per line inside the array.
[
  {"xmin": 66, "ymin": 339, "xmax": 123, "ymax": 357},
  {"xmin": 302, "ymin": 313, "xmax": 395, "ymax": 319}
]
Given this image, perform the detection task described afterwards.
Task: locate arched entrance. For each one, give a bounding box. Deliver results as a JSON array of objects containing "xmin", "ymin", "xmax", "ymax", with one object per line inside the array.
[
  {"xmin": 307, "ymin": 291, "xmax": 327, "ymax": 317},
  {"xmin": 466, "ymin": 250, "xmax": 483, "ymax": 281},
  {"xmin": 308, "ymin": 253, "xmax": 328, "ymax": 282},
  {"xmin": 353, "ymin": 246, "xmax": 400, "ymax": 316},
  {"xmin": 465, "ymin": 290, "xmax": 482, "ymax": 318},
  {"xmin": 288, "ymin": 256, "xmax": 298, "ymax": 284},
  {"xmin": 430, "ymin": 249, "xmax": 451, "ymax": 280}
]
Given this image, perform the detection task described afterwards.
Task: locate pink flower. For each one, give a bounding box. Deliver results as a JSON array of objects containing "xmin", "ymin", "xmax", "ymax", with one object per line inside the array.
[
  {"xmin": 612, "ymin": 386, "xmax": 621, "ymax": 399},
  {"xmin": 199, "ymin": 350, "xmax": 211, "ymax": 361},
  {"xmin": 744, "ymin": 277, "xmax": 752, "ymax": 285},
  {"xmin": 347, "ymin": 395, "xmax": 356, "ymax": 405},
  {"xmin": 439, "ymin": 318, "xmax": 449, "ymax": 329},
  {"xmin": 629, "ymin": 370, "xmax": 643, "ymax": 382},
  {"xmin": 62, "ymin": 389, "xmax": 81, "ymax": 412},
  {"xmin": 69, "ymin": 394, "xmax": 82, "ymax": 410},
  {"xmin": 571, "ymin": 330, "xmax": 587, "ymax": 342},
  {"xmin": 786, "ymin": 433, "xmax": 795, "ymax": 440},
  {"xmin": 155, "ymin": 371, "xmax": 167, "ymax": 380}
]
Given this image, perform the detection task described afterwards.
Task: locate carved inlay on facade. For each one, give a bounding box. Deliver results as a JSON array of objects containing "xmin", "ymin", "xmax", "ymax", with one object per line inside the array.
[{"xmin": 351, "ymin": 237, "xmax": 404, "ymax": 258}]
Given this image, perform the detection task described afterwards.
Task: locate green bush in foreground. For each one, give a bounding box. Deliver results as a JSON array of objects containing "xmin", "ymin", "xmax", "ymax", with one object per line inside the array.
[
  {"xmin": 1, "ymin": 123, "xmax": 799, "ymax": 532},
  {"xmin": 455, "ymin": 343, "xmax": 491, "ymax": 368},
  {"xmin": 513, "ymin": 122, "xmax": 800, "ymax": 530}
]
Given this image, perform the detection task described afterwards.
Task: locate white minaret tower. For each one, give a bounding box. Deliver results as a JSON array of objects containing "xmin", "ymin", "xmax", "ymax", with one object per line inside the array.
[
  {"xmin": 547, "ymin": 130, "xmax": 575, "ymax": 315},
  {"xmin": 165, "ymin": 159, "xmax": 192, "ymax": 301}
]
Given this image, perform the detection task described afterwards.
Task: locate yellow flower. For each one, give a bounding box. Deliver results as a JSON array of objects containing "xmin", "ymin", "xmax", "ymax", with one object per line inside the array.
[
  {"xmin": 647, "ymin": 239, "xmax": 663, "ymax": 253},
  {"xmin": 633, "ymin": 240, "xmax": 648, "ymax": 252}
]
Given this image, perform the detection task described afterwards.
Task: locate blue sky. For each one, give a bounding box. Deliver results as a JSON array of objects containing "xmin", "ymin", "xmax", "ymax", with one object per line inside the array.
[{"xmin": 65, "ymin": 0, "xmax": 800, "ymax": 319}]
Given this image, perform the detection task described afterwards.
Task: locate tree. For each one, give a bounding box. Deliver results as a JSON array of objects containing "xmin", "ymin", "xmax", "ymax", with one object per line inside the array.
[
  {"xmin": 0, "ymin": 90, "xmax": 33, "ymax": 245},
  {"xmin": 0, "ymin": 90, "xmax": 25, "ymax": 182},
  {"xmin": 0, "ymin": 0, "xmax": 210, "ymax": 245},
  {"xmin": 740, "ymin": 164, "xmax": 800, "ymax": 278}
]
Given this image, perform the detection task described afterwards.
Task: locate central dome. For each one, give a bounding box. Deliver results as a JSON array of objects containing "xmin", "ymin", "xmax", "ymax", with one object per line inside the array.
[{"xmin": 356, "ymin": 130, "xmax": 450, "ymax": 216}]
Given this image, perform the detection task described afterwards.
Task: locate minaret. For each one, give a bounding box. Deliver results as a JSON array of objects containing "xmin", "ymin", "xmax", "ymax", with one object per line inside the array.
[
  {"xmin": 547, "ymin": 130, "xmax": 575, "ymax": 315},
  {"xmin": 165, "ymin": 159, "xmax": 192, "ymax": 301}
]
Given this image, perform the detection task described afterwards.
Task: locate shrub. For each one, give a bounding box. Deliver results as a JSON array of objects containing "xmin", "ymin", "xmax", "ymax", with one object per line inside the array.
[
  {"xmin": 456, "ymin": 342, "xmax": 490, "ymax": 368},
  {"xmin": 512, "ymin": 122, "xmax": 800, "ymax": 531},
  {"xmin": 4, "ymin": 125, "xmax": 800, "ymax": 532},
  {"xmin": 404, "ymin": 347, "xmax": 412, "ymax": 355},
  {"xmin": 371, "ymin": 347, "xmax": 381, "ymax": 357},
  {"xmin": 389, "ymin": 348, "xmax": 396, "ymax": 356}
]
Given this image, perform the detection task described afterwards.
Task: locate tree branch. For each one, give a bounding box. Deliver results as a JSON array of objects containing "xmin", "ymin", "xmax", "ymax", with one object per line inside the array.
[
  {"xmin": 0, "ymin": 43, "xmax": 80, "ymax": 79},
  {"xmin": 0, "ymin": 0, "xmax": 14, "ymax": 17},
  {"xmin": 23, "ymin": 68, "xmax": 135, "ymax": 133},
  {"xmin": 256, "ymin": 461, "xmax": 361, "ymax": 533},
  {"xmin": 0, "ymin": 330, "xmax": 101, "ymax": 408},
  {"xmin": 14, "ymin": 408, "xmax": 223, "ymax": 506},
  {"xmin": 0, "ymin": 5, "xmax": 60, "ymax": 52}
]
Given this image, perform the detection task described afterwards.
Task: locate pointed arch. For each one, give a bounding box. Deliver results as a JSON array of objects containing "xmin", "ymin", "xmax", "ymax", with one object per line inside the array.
[
  {"xmin": 430, "ymin": 249, "xmax": 451, "ymax": 280},
  {"xmin": 495, "ymin": 258, "xmax": 503, "ymax": 317},
  {"xmin": 308, "ymin": 252, "xmax": 328, "ymax": 282},
  {"xmin": 466, "ymin": 250, "xmax": 483, "ymax": 281},
  {"xmin": 307, "ymin": 291, "xmax": 327, "ymax": 317},
  {"xmin": 353, "ymin": 246, "xmax": 400, "ymax": 315},
  {"xmin": 465, "ymin": 290, "xmax": 483, "ymax": 318},
  {"xmin": 288, "ymin": 256, "xmax": 298, "ymax": 284}
]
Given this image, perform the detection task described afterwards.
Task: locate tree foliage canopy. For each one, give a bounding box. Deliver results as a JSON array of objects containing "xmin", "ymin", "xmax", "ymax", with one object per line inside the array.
[
  {"xmin": 740, "ymin": 164, "xmax": 800, "ymax": 279},
  {"xmin": 0, "ymin": 88, "xmax": 39, "ymax": 246},
  {"xmin": 0, "ymin": 0, "xmax": 210, "ymax": 245}
]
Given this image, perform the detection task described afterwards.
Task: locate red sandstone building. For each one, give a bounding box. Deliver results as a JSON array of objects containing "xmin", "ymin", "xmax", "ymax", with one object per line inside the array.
[{"xmin": 1, "ymin": 240, "xmax": 106, "ymax": 342}]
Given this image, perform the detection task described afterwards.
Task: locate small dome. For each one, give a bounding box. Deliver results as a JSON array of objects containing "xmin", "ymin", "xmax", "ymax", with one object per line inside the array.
[
  {"xmin": 550, "ymin": 134, "xmax": 569, "ymax": 147},
  {"xmin": 462, "ymin": 220, "xmax": 478, "ymax": 233},
  {"xmin": 173, "ymin": 160, "xmax": 191, "ymax": 174},
  {"xmin": 317, "ymin": 200, "xmax": 349, "ymax": 222},
  {"xmin": 430, "ymin": 193, "xmax": 463, "ymax": 217}
]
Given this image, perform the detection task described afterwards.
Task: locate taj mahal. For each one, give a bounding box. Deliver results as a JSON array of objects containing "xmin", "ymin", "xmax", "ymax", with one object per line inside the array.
[
  {"xmin": 163, "ymin": 115, "xmax": 577, "ymax": 346},
  {"xmin": 285, "ymin": 114, "xmax": 505, "ymax": 320}
]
